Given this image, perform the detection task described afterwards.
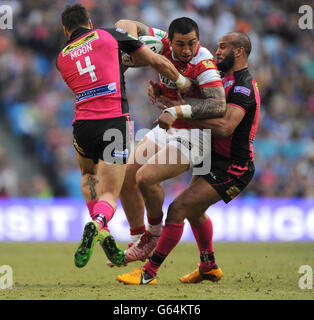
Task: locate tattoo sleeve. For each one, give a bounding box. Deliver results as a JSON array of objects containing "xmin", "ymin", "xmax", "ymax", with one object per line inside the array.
[
  {"xmin": 185, "ymin": 86, "xmax": 226, "ymax": 119},
  {"xmin": 135, "ymin": 21, "xmax": 151, "ymax": 37},
  {"xmin": 82, "ymin": 176, "xmax": 99, "ymax": 200}
]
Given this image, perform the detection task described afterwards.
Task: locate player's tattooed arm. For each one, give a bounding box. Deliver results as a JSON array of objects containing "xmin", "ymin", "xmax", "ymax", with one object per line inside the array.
[
  {"xmin": 185, "ymin": 86, "xmax": 226, "ymax": 119},
  {"xmin": 115, "ymin": 20, "xmax": 150, "ymax": 38},
  {"xmin": 82, "ymin": 176, "xmax": 99, "ymax": 201},
  {"xmin": 156, "ymin": 86, "xmax": 226, "ymax": 130},
  {"xmin": 134, "ymin": 21, "xmax": 151, "ymax": 37}
]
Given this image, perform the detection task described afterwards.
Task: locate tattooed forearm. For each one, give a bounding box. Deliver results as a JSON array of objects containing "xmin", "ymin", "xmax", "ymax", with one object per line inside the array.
[
  {"xmin": 135, "ymin": 21, "xmax": 150, "ymax": 37},
  {"xmin": 115, "ymin": 20, "xmax": 150, "ymax": 38},
  {"xmin": 185, "ymin": 86, "xmax": 226, "ymax": 119},
  {"xmin": 82, "ymin": 176, "xmax": 99, "ymax": 200}
]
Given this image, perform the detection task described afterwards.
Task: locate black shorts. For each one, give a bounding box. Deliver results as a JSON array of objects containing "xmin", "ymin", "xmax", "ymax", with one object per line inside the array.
[
  {"xmin": 200, "ymin": 155, "xmax": 255, "ymax": 203},
  {"xmin": 73, "ymin": 116, "xmax": 132, "ymax": 164}
]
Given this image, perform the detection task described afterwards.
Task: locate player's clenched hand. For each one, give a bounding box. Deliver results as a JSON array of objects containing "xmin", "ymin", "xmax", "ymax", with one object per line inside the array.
[
  {"xmin": 154, "ymin": 111, "xmax": 176, "ymax": 131},
  {"xmin": 148, "ymin": 80, "xmax": 162, "ymax": 105},
  {"xmin": 157, "ymin": 91, "xmax": 186, "ymax": 107}
]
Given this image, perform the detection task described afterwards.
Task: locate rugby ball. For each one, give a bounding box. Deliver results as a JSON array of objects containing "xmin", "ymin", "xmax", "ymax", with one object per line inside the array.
[{"xmin": 122, "ymin": 35, "xmax": 163, "ymax": 67}]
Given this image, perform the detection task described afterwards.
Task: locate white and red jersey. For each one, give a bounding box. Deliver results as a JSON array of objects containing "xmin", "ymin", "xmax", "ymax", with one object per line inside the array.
[
  {"xmin": 57, "ymin": 28, "xmax": 144, "ymax": 122},
  {"xmin": 149, "ymin": 27, "xmax": 223, "ymax": 129}
]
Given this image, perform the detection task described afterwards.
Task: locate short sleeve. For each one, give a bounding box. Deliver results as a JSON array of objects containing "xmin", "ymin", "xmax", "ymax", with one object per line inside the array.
[
  {"xmin": 196, "ymin": 59, "xmax": 223, "ymax": 88},
  {"xmin": 227, "ymin": 84, "xmax": 255, "ymax": 112}
]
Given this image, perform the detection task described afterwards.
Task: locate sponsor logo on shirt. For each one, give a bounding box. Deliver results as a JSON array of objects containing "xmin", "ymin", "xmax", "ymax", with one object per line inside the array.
[
  {"xmin": 62, "ymin": 31, "xmax": 99, "ymax": 57},
  {"xmin": 76, "ymin": 83, "xmax": 117, "ymax": 103},
  {"xmin": 224, "ymin": 80, "xmax": 234, "ymax": 89},
  {"xmin": 159, "ymin": 74, "xmax": 176, "ymax": 89},
  {"xmin": 234, "ymin": 86, "xmax": 251, "ymax": 96},
  {"xmin": 176, "ymin": 137, "xmax": 192, "ymax": 151},
  {"xmin": 112, "ymin": 149, "xmax": 129, "ymax": 158}
]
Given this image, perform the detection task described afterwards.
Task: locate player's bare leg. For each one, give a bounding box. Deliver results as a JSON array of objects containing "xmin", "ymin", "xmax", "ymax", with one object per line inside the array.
[
  {"xmin": 74, "ymin": 149, "xmax": 99, "ymax": 202},
  {"xmin": 74, "ymin": 150, "xmax": 126, "ymax": 267},
  {"xmin": 97, "ymin": 159, "xmax": 126, "ymax": 208},
  {"xmin": 94, "ymin": 159, "xmax": 127, "ymax": 265},
  {"xmin": 120, "ymin": 137, "xmax": 159, "ymax": 242},
  {"xmin": 115, "ymin": 137, "xmax": 164, "ymax": 266},
  {"xmin": 120, "ymin": 160, "xmax": 145, "ymax": 232},
  {"xmin": 185, "ymin": 175, "xmax": 211, "ymax": 231},
  {"xmin": 73, "ymin": 150, "xmax": 100, "ymax": 267},
  {"xmin": 121, "ymin": 145, "xmax": 190, "ymax": 264},
  {"xmin": 136, "ymin": 144, "xmax": 190, "ymax": 221}
]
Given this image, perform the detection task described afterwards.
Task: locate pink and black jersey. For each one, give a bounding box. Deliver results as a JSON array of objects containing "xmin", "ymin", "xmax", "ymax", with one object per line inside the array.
[
  {"xmin": 213, "ymin": 68, "xmax": 260, "ymax": 162},
  {"xmin": 148, "ymin": 27, "xmax": 223, "ymax": 129},
  {"xmin": 57, "ymin": 28, "xmax": 144, "ymax": 122}
]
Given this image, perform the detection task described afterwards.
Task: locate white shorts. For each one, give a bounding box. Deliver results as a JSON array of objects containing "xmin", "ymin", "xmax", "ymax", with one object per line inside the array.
[{"xmin": 145, "ymin": 125, "xmax": 211, "ymax": 167}]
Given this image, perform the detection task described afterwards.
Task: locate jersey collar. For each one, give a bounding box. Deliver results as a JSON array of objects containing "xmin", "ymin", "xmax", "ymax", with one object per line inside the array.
[
  {"xmin": 233, "ymin": 67, "xmax": 249, "ymax": 75},
  {"xmin": 67, "ymin": 27, "xmax": 91, "ymax": 44},
  {"xmin": 194, "ymin": 43, "xmax": 201, "ymax": 57}
]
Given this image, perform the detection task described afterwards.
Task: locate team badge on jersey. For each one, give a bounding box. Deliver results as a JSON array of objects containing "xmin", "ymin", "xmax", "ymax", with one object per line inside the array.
[{"xmin": 202, "ymin": 59, "xmax": 215, "ymax": 69}]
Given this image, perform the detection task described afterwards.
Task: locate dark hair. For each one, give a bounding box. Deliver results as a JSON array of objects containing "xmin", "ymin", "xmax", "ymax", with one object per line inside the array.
[
  {"xmin": 168, "ymin": 17, "xmax": 199, "ymax": 41},
  {"xmin": 230, "ymin": 32, "xmax": 252, "ymax": 57},
  {"xmin": 61, "ymin": 4, "xmax": 90, "ymax": 32}
]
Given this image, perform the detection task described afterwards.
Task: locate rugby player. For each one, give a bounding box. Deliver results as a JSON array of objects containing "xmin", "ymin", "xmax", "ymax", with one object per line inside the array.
[
  {"xmin": 56, "ymin": 4, "xmax": 191, "ymax": 268},
  {"xmin": 117, "ymin": 32, "xmax": 260, "ymax": 285},
  {"xmin": 113, "ymin": 18, "xmax": 226, "ymax": 266}
]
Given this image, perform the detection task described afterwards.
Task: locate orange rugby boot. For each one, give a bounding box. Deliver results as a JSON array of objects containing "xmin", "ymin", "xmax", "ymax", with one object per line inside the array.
[
  {"xmin": 180, "ymin": 265, "xmax": 223, "ymax": 283},
  {"xmin": 117, "ymin": 267, "xmax": 157, "ymax": 285}
]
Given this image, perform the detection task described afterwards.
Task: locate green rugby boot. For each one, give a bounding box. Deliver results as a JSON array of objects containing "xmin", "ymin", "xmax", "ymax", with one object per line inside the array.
[
  {"xmin": 74, "ymin": 221, "xmax": 99, "ymax": 268},
  {"xmin": 98, "ymin": 229, "xmax": 125, "ymax": 266}
]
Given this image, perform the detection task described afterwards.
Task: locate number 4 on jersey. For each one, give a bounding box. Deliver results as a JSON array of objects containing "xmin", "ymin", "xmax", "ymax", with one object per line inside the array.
[{"xmin": 76, "ymin": 56, "xmax": 97, "ymax": 82}]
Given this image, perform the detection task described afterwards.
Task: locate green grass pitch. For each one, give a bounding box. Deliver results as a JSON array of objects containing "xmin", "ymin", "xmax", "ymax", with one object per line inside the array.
[{"xmin": 0, "ymin": 242, "xmax": 313, "ymax": 300}]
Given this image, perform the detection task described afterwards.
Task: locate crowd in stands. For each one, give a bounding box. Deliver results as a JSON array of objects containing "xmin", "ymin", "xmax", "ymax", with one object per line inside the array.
[
  {"xmin": 0, "ymin": 0, "xmax": 313, "ymax": 199},
  {"xmin": 0, "ymin": 144, "xmax": 53, "ymax": 197}
]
